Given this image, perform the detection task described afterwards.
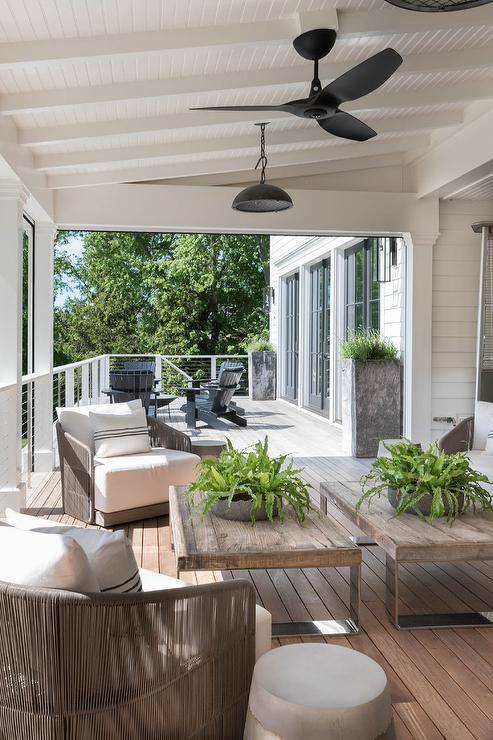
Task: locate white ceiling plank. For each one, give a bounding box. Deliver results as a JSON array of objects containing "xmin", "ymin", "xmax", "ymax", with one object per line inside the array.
[
  {"xmin": 46, "ymin": 134, "xmax": 430, "ymax": 189},
  {"xmin": 4, "ymin": 44, "xmax": 493, "ymax": 115},
  {"xmin": 34, "ymin": 111, "xmax": 462, "ymax": 171}
]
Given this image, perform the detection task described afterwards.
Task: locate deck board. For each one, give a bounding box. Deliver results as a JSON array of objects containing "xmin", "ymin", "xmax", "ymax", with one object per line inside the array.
[{"xmin": 27, "ymin": 398, "xmax": 493, "ymax": 739}]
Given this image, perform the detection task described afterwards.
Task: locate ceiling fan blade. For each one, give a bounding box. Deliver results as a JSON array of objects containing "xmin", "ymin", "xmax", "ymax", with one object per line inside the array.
[
  {"xmin": 317, "ymin": 49, "xmax": 403, "ymax": 105},
  {"xmin": 318, "ymin": 111, "xmax": 377, "ymax": 141},
  {"xmin": 190, "ymin": 105, "xmax": 289, "ymax": 112}
]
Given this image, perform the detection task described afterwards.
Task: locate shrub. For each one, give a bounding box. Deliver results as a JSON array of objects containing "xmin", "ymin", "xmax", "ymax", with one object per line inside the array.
[{"xmin": 341, "ymin": 329, "xmax": 398, "ymax": 361}]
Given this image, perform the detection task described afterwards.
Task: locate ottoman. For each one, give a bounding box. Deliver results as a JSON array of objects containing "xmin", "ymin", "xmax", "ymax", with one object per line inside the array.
[{"xmin": 243, "ymin": 643, "xmax": 392, "ymax": 740}]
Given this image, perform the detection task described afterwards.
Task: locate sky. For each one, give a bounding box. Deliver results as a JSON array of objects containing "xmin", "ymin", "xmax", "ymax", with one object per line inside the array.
[{"xmin": 55, "ymin": 232, "xmax": 85, "ymax": 307}]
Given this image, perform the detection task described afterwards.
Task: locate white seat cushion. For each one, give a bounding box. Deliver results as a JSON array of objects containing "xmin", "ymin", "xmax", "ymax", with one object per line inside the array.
[
  {"xmin": 473, "ymin": 401, "xmax": 493, "ymax": 451},
  {"xmin": 94, "ymin": 448, "xmax": 199, "ymax": 513},
  {"xmin": 0, "ymin": 526, "xmax": 99, "ymax": 592},
  {"xmin": 466, "ymin": 451, "xmax": 493, "ymax": 496},
  {"xmin": 5, "ymin": 510, "xmax": 142, "ymax": 594},
  {"xmin": 57, "ymin": 399, "xmax": 142, "ymax": 451},
  {"xmin": 139, "ymin": 568, "xmax": 271, "ymax": 662}
]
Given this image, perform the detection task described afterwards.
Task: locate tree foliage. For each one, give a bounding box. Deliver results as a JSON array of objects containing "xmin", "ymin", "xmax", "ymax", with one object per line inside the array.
[{"xmin": 54, "ymin": 230, "xmax": 268, "ymax": 364}]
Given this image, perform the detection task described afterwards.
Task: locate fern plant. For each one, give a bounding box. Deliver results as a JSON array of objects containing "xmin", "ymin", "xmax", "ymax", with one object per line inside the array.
[
  {"xmin": 357, "ymin": 439, "xmax": 493, "ymax": 525},
  {"xmin": 186, "ymin": 437, "xmax": 312, "ymax": 525}
]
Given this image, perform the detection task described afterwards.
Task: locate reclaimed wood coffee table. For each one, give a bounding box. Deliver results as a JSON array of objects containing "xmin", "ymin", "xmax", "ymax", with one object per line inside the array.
[
  {"xmin": 320, "ymin": 480, "xmax": 493, "ymax": 630},
  {"xmin": 169, "ymin": 485, "xmax": 362, "ymax": 637}
]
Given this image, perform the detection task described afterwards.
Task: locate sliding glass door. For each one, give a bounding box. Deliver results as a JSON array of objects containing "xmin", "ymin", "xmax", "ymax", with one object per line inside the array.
[
  {"xmin": 308, "ymin": 258, "xmax": 331, "ymax": 414},
  {"xmin": 282, "ymin": 272, "xmax": 299, "ymax": 401}
]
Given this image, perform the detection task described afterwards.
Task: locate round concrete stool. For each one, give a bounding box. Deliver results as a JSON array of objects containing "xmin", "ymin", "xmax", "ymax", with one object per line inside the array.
[
  {"xmin": 190, "ymin": 439, "xmax": 227, "ymax": 459},
  {"xmin": 243, "ymin": 643, "xmax": 392, "ymax": 740}
]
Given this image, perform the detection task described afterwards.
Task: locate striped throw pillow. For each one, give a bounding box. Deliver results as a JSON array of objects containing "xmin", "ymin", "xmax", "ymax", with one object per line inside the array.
[
  {"xmin": 89, "ymin": 406, "xmax": 151, "ymax": 458},
  {"xmin": 4, "ymin": 509, "xmax": 142, "ymax": 594}
]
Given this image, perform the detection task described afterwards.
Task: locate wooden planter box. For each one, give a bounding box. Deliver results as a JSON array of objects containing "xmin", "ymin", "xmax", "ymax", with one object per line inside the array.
[
  {"xmin": 248, "ymin": 351, "xmax": 277, "ymax": 401},
  {"xmin": 342, "ymin": 359, "xmax": 401, "ymax": 458}
]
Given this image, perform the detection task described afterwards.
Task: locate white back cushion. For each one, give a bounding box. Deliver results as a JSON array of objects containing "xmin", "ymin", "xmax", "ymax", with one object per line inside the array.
[
  {"xmin": 0, "ymin": 526, "xmax": 99, "ymax": 592},
  {"xmin": 90, "ymin": 406, "xmax": 151, "ymax": 458},
  {"xmin": 473, "ymin": 401, "xmax": 493, "ymax": 450},
  {"xmin": 57, "ymin": 399, "xmax": 142, "ymax": 450},
  {"xmin": 5, "ymin": 510, "xmax": 142, "ymax": 593}
]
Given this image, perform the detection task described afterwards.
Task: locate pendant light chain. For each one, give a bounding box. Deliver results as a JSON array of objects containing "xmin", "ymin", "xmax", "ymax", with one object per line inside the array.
[{"xmin": 254, "ymin": 123, "xmax": 268, "ymax": 184}]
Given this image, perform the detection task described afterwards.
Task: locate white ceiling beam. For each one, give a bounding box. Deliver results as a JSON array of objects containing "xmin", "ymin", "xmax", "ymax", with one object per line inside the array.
[
  {"xmin": 1, "ymin": 5, "xmax": 492, "ymax": 71},
  {"xmin": 46, "ymin": 134, "xmax": 430, "ymax": 189},
  {"xmin": 5, "ymin": 43, "xmax": 493, "ymax": 116},
  {"xmin": 407, "ymin": 108, "xmax": 493, "ymax": 197},
  {"xmin": 34, "ymin": 111, "xmax": 462, "ymax": 172},
  {"xmin": 163, "ymin": 153, "xmax": 406, "ymax": 187},
  {"xmin": 0, "ymin": 14, "xmax": 310, "ymax": 70},
  {"xmin": 314, "ymin": 5, "xmax": 493, "ymax": 37}
]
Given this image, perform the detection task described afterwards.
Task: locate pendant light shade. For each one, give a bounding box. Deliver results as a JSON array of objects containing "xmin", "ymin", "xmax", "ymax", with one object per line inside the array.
[{"xmin": 232, "ymin": 123, "xmax": 293, "ymax": 213}]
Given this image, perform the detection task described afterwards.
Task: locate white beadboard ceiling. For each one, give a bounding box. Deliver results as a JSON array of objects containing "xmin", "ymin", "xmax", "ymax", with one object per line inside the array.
[{"xmin": 1, "ymin": 0, "xmax": 492, "ymax": 189}]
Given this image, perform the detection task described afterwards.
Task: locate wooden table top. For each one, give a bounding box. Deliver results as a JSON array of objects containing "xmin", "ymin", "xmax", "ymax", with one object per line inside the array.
[
  {"xmin": 169, "ymin": 485, "xmax": 361, "ymax": 573},
  {"xmin": 321, "ymin": 480, "xmax": 493, "ymax": 562}
]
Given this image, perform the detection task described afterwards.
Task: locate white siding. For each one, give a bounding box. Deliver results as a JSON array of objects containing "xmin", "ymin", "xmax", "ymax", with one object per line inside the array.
[
  {"xmin": 431, "ymin": 199, "xmax": 493, "ymax": 438},
  {"xmin": 381, "ymin": 239, "xmax": 405, "ymax": 354}
]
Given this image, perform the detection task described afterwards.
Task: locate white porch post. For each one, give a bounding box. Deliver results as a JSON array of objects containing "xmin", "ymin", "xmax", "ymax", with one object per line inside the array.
[
  {"xmin": 404, "ymin": 231, "xmax": 439, "ymax": 444},
  {"xmin": 0, "ymin": 181, "xmax": 28, "ymax": 510},
  {"xmin": 33, "ymin": 222, "xmax": 56, "ymax": 471}
]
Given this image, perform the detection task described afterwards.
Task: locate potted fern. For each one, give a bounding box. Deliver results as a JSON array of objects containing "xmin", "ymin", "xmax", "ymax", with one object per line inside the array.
[
  {"xmin": 341, "ymin": 329, "xmax": 401, "ymax": 457},
  {"xmin": 186, "ymin": 437, "xmax": 311, "ymax": 524},
  {"xmin": 357, "ymin": 439, "xmax": 493, "ymax": 524},
  {"xmin": 246, "ymin": 335, "xmax": 277, "ymax": 401}
]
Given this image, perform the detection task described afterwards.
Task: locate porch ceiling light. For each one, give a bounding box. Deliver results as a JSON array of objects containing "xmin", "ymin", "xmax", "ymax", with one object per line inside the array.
[
  {"xmin": 232, "ymin": 123, "xmax": 293, "ymax": 213},
  {"xmin": 384, "ymin": 0, "xmax": 492, "ymax": 10}
]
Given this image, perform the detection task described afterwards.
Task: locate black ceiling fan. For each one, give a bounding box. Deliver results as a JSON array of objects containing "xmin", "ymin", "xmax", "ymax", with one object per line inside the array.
[{"xmin": 191, "ymin": 29, "xmax": 403, "ymax": 142}]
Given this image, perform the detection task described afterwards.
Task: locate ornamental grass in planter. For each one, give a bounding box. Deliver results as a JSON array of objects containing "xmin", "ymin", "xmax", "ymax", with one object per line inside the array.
[
  {"xmin": 245, "ymin": 335, "xmax": 277, "ymax": 401},
  {"xmin": 357, "ymin": 439, "xmax": 493, "ymax": 525},
  {"xmin": 186, "ymin": 437, "xmax": 312, "ymax": 525},
  {"xmin": 341, "ymin": 330, "xmax": 401, "ymax": 458}
]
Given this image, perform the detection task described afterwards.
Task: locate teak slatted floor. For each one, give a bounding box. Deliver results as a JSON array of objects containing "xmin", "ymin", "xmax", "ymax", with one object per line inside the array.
[{"xmin": 27, "ymin": 400, "xmax": 493, "ymax": 739}]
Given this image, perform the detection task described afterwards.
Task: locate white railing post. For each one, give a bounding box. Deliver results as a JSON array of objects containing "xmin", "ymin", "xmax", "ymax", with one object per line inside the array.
[
  {"xmin": 81, "ymin": 363, "xmax": 89, "ymax": 405},
  {"xmin": 91, "ymin": 359, "xmax": 99, "ymax": 403},
  {"xmin": 65, "ymin": 368, "xmax": 75, "ymax": 407},
  {"xmin": 33, "ymin": 222, "xmax": 56, "ymax": 472},
  {"xmin": 155, "ymin": 354, "xmax": 162, "ymax": 388},
  {"xmin": 211, "ymin": 356, "xmax": 217, "ymax": 380},
  {"xmin": 99, "ymin": 357, "xmax": 107, "ymax": 402},
  {"xmin": 0, "ymin": 181, "xmax": 28, "ymax": 512}
]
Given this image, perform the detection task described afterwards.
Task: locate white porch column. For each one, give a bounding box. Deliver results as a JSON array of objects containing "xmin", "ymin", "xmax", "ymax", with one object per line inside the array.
[
  {"xmin": 33, "ymin": 222, "xmax": 56, "ymax": 471},
  {"xmin": 0, "ymin": 181, "xmax": 28, "ymax": 510},
  {"xmin": 404, "ymin": 231, "xmax": 439, "ymax": 444}
]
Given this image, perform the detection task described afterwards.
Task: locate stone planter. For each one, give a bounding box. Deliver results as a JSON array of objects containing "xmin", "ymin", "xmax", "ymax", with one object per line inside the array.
[
  {"xmin": 249, "ymin": 351, "xmax": 277, "ymax": 401},
  {"xmin": 212, "ymin": 494, "xmax": 280, "ymax": 521},
  {"xmin": 387, "ymin": 488, "xmax": 465, "ymax": 517},
  {"xmin": 342, "ymin": 359, "xmax": 401, "ymax": 458}
]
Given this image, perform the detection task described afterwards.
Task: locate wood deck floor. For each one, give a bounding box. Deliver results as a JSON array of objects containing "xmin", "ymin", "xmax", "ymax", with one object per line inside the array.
[{"xmin": 29, "ymin": 399, "xmax": 493, "ymax": 739}]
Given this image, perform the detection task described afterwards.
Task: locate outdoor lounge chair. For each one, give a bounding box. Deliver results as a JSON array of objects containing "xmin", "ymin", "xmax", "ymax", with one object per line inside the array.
[
  {"xmin": 56, "ymin": 403, "xmax": 199, "ymax": 526},
  {"xmin": 103, "ymin": 370, "xmax": 155, "ymax": 412},
  {"xmin": 181, "ymin": 363, "xmax": 247, "ymax": 429},
  {"xmin": 0, "ymin": 576, "xmax": 257, "ymax": 739}
]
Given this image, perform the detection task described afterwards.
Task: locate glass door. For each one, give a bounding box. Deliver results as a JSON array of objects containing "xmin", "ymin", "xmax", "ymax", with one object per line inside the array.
[
  {"xmin": 308, "ymin": 258, "xmax": 331, "ymax": 414},
  {"xmin": 344, "ymin": 240, "xmax": 380, "ymax": 335},
  {"xmin": 282, "ymin": 272, "xmax": 299, "ymax": 401}
]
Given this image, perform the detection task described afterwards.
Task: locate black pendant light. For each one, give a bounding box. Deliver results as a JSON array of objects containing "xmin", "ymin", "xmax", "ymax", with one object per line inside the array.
[
  {"xmin": 232, "ymin": 123, "xmax": 293, "ymax": 213},
  {"xmin": 384, "ymin": 0, "xmax": 492, "ymax": 10}
]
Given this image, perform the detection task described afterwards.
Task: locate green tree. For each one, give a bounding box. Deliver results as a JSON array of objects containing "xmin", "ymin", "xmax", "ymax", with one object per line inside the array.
[{"xmin": 54, "ymin": 230, "xmax": 268, "ymax": 363}]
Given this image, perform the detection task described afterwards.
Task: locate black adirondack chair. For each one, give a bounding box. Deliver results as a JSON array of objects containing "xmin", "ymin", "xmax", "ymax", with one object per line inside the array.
[
  {"xmin": 123, "ymin": 360, "xmax": 156, "ymax": 373},
  {"xmin": 182, "ymin": 364, "xmax": 246, "ymax": 429},
  {"xmin": 103, "ymin": 370, "xmax": 155, "ymax": 413}
]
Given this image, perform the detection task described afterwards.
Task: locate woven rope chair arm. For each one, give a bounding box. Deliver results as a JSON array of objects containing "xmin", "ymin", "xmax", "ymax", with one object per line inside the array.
[
  {"xmin": 438, "ymin": 416, "xmax": 474, "ymax": 454},
  {"xmin": 0, "ymin": 579, "xmax": 256, "ymax": 739},
  {"xmin": 56, "ymin": 422, "xmax": 95, "ymax": 523},
  {"xmin": 147, "ymin": 415, "xmax": 192, "ymax": 453}
]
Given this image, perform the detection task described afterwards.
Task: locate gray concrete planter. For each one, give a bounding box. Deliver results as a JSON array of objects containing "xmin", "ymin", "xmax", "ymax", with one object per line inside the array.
[
  {"xmin": 342, "ymin": 359, "xmax": 401, "ymax": 458},
  {"xmin": 248, "ymin": 351, "xmax": 277, "ymax": 400}
]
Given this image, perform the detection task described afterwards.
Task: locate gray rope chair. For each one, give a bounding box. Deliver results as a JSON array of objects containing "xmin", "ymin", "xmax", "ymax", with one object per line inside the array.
[
  {"xmin": 56, "ymin": 416, "xmax": 193, "ymax": 526},
  {"xmin": 0, "ymin": 578, "xmax": 256, "ymax": 739}
]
